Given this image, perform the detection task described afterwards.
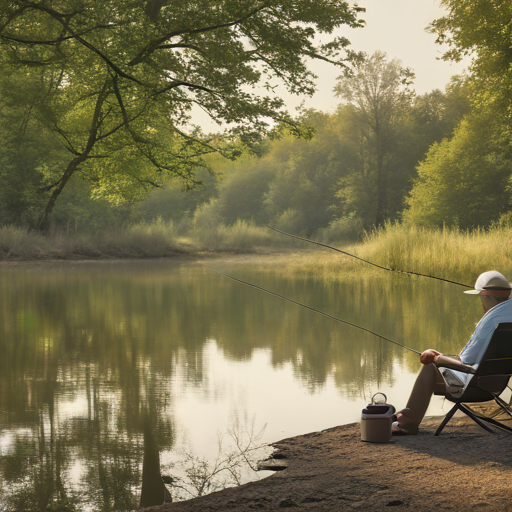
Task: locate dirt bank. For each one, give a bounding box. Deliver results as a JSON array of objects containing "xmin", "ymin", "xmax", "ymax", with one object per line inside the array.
[{"xmin": 143, "ymin": 413, "xmax": 512, "ymax": 511}]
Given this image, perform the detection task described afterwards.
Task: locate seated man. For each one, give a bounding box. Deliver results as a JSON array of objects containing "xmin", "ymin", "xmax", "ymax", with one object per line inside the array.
[{"xmin": 393, "ymin": 270, "xmax": 512, "ymax": 435}]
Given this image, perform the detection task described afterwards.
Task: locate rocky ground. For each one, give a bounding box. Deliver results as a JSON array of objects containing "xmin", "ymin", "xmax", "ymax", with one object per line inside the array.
[{"xmin": 142, "ymin": 413, "xmax": 512, "ymax": 511}]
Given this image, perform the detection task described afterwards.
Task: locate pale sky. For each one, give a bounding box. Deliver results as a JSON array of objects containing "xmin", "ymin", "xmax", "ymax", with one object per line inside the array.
[
  {"xmin": 192, "ymin": 0, "xmax": 469, "ymax": 130},
  {"xmin": 305, "ymin": 0, "xmax": 468, "ymax": 112}
]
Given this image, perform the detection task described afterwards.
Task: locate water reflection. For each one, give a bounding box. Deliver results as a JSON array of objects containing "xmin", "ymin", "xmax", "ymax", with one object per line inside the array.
[
  {"xmin": 140, "ymin": 412, "xmax": 172, "ymax": 507},
  {"xmin": 0, "ymin": 259, "xmax": 483, "ymax": 510}
]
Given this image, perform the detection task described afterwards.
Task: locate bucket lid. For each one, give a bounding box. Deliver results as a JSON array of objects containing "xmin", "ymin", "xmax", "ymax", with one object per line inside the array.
[
  {"xmin": 362, "ymin": 404, "xmax": 395, "ymax": 417},
  {"xmin": 361, "ymin": 393, "xmax": 396, "ymax": 418}
]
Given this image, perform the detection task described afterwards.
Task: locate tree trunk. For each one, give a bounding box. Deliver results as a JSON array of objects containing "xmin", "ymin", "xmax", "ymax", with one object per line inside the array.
[
  {"xmin": 36, "ymin": 154, "xmax": 89, "ymax": 231},
  {"xmin": 36, "ymin": 79, "xmax": 110, "ymax": 231},
  {"xmin": 375, "ymin": 149, "xmax": 385, "ymax": 227},
  {"xmin": 374, "ymin": 122, "xmax": 387, "ymax": 227},
  {"xmin": 139, "ymin": 419, "xmax": 172, "ymax": 507}
]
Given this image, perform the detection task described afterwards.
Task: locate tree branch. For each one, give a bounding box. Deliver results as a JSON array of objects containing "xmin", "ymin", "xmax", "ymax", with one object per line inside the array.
[
  {"xmin": 14, "ymin": 4, "xmax": 146, "ymax": 86},
  {"xmin": 73, "ymin": 34, "xmax": 145, "ymax": 85},
  {"xmin": 154, "ymin": 79, "xmax": 220, "ymax": 97},
  {"xmin": 37, "ymin": 177, "xmax": 63, "ymax": 193},
  {"xmin": 111, "ymin": 72, "xmax": 147, "ymax": 142},
  {"xmin": 128, "ymin": 3, "xmax": 271, "ymax": 66},
  {"xmin": 156, "ymin": 42, "xmax": 211, "ymax": 61},
  {"xmin": 1, "ymin": 23, "xmax": 127, "ymax": 46},
  {"xmin": 52, "ymin": 123, "xmax": 81, "ymax": 155}
]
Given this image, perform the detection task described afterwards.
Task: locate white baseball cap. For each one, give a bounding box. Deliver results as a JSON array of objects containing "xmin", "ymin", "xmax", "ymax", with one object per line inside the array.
[{"xmin": 464, "ymin": 270, "xmax": 512, "ymax": 297}]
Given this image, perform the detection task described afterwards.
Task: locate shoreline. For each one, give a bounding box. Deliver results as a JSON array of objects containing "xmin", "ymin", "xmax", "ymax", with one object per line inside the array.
[
  {"xmin": 2, "ymin": 222, "xmax": 512, "ymax": 282},
  {"xmin": 142, "ymin": 414, "xmax": 512, "ymax": 511},
  {"xmin": 0, "ymin": 247, "xmax": 306, "ymax": 264}
]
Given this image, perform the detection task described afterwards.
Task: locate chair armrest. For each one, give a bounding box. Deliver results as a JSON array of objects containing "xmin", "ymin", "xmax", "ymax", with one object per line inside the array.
[{"xmin": 434, "ymin": 355, "xmax": 476, "ymax": 374}]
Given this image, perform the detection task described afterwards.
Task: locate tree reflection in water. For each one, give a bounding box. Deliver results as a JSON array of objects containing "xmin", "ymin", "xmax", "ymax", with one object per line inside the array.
[
  {"xmin": 140, "ymin": 411, "xmax": 173, "ymax": 507},
  {"xmin": 0, "ymin": 260, "xmax": 480, "ymax": 510}
]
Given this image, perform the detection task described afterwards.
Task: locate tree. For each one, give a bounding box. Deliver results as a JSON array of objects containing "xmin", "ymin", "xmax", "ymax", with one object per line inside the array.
[
  {"xmin": 405, "ymin": 110, "xmax": 512, "ymax": 229},
  {"xmin": 403, "ymin": 0, "xmax": 512, "ymax": 228},
  {"xmin": 429, "ymin": 0, "xmax": 512, "ymax": 107},
  {"xmin": 0, "ymin": 0, "xmax": 363, "ymax": 229},
  {"xmin": 263, "ymin": 111, "xmax": 345, "ymax": 234},
  {"xmin": 333, "ymin": 51, "xmax": 415, "ymax": 227},
  {"xmin": 428, "ymin": 0, "xmax": 512, "ymax": 150},
  {"xmin": 408, "ymin": 76, "xmax": 471, "ymax": 150},
  {"xmin": 0, "ymin": 71, "xmax": 68, "ymax": 225}
]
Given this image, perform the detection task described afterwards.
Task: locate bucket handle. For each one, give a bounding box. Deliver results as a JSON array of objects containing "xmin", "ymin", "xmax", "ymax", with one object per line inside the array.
[{"xmin": 371, "ymin": 392, "xmax": 387, "ymax": 405}]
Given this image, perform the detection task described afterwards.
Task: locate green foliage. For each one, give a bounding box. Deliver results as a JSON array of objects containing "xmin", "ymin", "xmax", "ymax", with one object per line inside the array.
[
  {"xmin": 51, "ymin": 175, "xmax": 132, "ymax": 232},
  {"xmin": 215, "ymin": 157, "xmax": 276, "ymax": 225},
  {"xmin": 263, "ymin": 112, "xmax": 349, "ymax": 234},
  {"xmin": 430, "ymin": 0, "xmax": 512, "ymax": 106},
  {"xmin": 0, "ymin": 71, "xmax": 67, "ymax": 225},
  {"xmin": 0, "ymin": 0, "xmax": 363, "ymax": 228},
  {"xmin": 408, "ymin": 76, "xmax": 471, "ymax": 149},
  {"xmin": 333, "ymin": 51, "xmax": 416, "ymax": 227},
  {"xmin": 153, "ymin": 78, "xmax": 467, "ymax": 241},
  {"xmin": 136, "ymin": 168, "xmax": 217, "ymax": 224},
  {"xmin": 405, "ymin": 111, "xmax": 512, "ymax": 228},
  {"xmin": 318, "ymin": 213, "xmax": 364, "ymax": 243},
  {"xmin": 406, "ymin": 1, "xmax": 512, "ymax": 229}
]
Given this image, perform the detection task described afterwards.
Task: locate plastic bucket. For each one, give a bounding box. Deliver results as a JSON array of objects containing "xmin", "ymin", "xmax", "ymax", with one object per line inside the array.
[{"xmin": 360, "ymin": 393, "xmax": 396, "ymax": 443}]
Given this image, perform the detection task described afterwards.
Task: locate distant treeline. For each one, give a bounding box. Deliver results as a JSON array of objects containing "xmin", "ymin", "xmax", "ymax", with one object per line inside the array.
[{"xmin": 1, "ymin": 0, "xmax": 512, "ymax": 241}]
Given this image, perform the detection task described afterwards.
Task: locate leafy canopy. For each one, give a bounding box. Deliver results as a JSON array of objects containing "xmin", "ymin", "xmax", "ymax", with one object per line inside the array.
[
  {"xmin": 0, "ymin": 0, "xmax": 363, "ymax": 227},
  {"xmin": 403, "ymin": 0, "xmax": 512, "ymax": 229}
]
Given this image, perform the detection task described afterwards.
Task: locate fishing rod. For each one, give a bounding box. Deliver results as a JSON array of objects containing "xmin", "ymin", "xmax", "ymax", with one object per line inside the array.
[
  {"xmin": 202, "ymin": 264, "xmax": 422, "ymax": 355},
  {"xmin": 267, "ymin": 225, "xmax": 473, "ymax": 289}
]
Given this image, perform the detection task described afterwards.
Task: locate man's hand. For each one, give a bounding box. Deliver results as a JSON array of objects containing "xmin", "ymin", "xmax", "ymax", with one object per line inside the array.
[{"xmin": 420, "ymin": 349, "xmax": 441, "ymax": 365}]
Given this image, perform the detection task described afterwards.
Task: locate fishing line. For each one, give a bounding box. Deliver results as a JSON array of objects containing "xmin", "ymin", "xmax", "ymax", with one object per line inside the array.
[
  {"xmin": 267, "ymin": 225, "xmax": 473, "ymax": 289},
  {"xmin": 202, "ymin": 264, "xmax": 422, "ymax": 355}
]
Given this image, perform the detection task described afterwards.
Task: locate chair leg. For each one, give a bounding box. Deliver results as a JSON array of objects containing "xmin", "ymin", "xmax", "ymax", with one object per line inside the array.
[
  {"xmin": 459, "ymin": 404, "xmax": 495, "ymax": 434},
  {"xmin": 435, "ymin": 403, "xmax": 460, "ymax": 436},
  {"xmin": 466, "ymin": 399, "xmax": 512, "ymax": 433},
  {"xmin": 494, "ymin": 395, "xmax": 512, "ymax": 418},
  {"xmin": 477, "ymin": 415, "xmax": 512, "ymax": 433}
]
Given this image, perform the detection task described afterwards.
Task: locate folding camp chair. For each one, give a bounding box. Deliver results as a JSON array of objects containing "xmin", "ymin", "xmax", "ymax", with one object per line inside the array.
[{"xmin": 435, "ymin": 322, "xmax": 512, "ymax": 436}]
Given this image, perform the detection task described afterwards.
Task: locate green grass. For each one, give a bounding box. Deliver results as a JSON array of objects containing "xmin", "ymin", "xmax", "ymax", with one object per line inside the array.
[
  {"xmin": 262, "ymin": 223, "xmax": 512, "ymax": 284},
  {"xmin": 2, "ymin": 220, "xmax": 512, "ymax": 284},
  {"xmin": 360, "ymin": 223, "xmax": 512, "ymax": 281},
  {"xmin": 0, "ymin": 220, "xmax": 184, "ymax": 260},
  {"xmin": 190, "ymin": 219, "xmax": 299, "ymax": 252},
  {"xmin": 0, "ymin": 219, "xmax": 298, "ymax": 260}
]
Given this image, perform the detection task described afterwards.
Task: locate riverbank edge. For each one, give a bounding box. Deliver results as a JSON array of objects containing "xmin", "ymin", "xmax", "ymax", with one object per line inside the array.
[
  {"xmin": 141, "ymin": 413, "xmax": 512, "ymax": 512},
  {"xmin": 0, "ymin": 246, "xmax": 305, "ymax": 263}
]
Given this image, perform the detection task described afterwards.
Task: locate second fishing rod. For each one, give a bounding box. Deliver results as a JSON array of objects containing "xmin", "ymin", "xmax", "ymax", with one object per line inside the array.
[
  {"xmin": 203, "ymin": 264, "xmax": 422, "ymax": 355},
  {"xmin": 202, "ymin": 226, "xmax": 481, "ymax": 365}
]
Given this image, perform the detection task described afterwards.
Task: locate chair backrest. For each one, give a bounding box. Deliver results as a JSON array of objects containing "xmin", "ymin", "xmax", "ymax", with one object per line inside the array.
[{"xmin": 476, "ymin": 322, "xmax": 512, "ymax": 376}]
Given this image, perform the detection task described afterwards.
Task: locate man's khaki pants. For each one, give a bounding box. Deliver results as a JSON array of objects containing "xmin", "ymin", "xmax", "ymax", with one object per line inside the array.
[{"xmin": 398, "ymin": 364, "xmax": 447, "ymax": 434}]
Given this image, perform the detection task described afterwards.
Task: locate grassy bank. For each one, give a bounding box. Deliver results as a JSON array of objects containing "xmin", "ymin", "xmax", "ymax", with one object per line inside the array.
[
  {"xmin": 2, "ymin": 221, "xmax": 512, "ymax": 284},
  {"xmin": 0, "ymin": 220, "xmax": 295, "ymax": 260},
  {"xmin": 362, "ymin": 223, "xmax": 512, "ymax": 280},
  {"xmin": 263, "ymin": 223, "xmax": 512, "ymax": 283}
]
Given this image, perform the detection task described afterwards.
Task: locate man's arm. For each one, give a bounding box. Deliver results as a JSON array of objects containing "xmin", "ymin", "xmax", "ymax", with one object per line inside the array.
[
  {"xmin": 433, "ymin": 355, "xmax": 476, "ymax": 374},
  {"xmin": 420, "ymin": 349, "xmax": 476, "ymax": 374}
]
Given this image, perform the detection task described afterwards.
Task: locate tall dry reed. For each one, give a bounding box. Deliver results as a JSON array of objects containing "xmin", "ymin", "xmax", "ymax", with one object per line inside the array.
[
  {"xmin": 262, "ymin": 223, "xmax": 512, "ymax": 284},
  {"xmin": 0, "ymin": 219, "xmax": 183, "ymax": 260},
  {"xmin": 360, "ymin": 223, "xmax": 512, "ymax": 282},
  {"xmin": 3, "ymin": 221, "xmax": 512, "ymax": 278},
  {"xmin": 191, "ymin": 219, "xmax": 299, "ymax": 252}
]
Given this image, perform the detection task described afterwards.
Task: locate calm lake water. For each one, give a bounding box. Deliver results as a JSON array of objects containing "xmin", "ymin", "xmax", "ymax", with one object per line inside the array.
[{"xmin": 0, "ymin": 257, "xmax": 485, "ymax": 511}]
